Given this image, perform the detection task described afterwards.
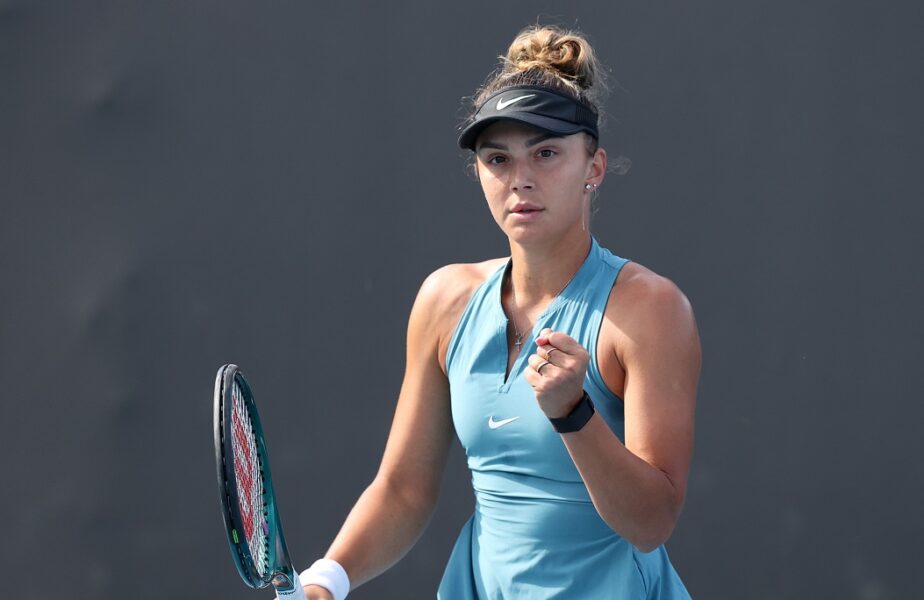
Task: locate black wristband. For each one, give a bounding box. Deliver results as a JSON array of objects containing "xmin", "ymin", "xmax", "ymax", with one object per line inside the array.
[{"xmin": 548, "ymin": 390, "xmax": 595, "ymax": 433}]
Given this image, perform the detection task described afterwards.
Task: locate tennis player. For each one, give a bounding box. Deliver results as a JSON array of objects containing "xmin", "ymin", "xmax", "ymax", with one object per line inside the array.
[{"xmin": 294, "ymin": 25, "xmax": 701, "ymax": 599}]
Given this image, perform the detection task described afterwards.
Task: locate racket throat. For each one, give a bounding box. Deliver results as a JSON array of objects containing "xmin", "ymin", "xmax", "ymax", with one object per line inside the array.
[{"xmin": 271, "ymin": 569, "xmax": 299, "ymax": 591}]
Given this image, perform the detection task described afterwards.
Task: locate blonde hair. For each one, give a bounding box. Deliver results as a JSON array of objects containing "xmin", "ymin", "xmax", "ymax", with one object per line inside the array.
[{"xmin": 471, "ymin": 25, "xmax": 607, "ymax": 129}]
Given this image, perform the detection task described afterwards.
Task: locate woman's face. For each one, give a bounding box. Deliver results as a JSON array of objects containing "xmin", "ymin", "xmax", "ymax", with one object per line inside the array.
[{"xmin": 474, "ymin": 121, "xmax": 606, "ymax": 243}]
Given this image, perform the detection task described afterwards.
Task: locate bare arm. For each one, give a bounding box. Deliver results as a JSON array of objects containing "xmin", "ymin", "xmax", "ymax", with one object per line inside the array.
[
  {"xmin": 308, "ymin": 267, "xmax": 460, "ymax": 593},
  {"xmin": 527, "ymin": 273, "xmax": 701, "ymax": 552}
]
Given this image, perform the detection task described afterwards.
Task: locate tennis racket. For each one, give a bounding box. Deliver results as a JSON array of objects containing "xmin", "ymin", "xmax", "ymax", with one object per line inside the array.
[{"xmin": 213, "ymin": 364, "xmax": 306, "ymax": 599}]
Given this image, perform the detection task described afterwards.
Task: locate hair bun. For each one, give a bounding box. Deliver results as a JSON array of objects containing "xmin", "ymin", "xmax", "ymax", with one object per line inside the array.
[
  {"xmin": 470, "ymin": 24, "xmax": 607, "ymax": 133},
  {"xmin": 505, "ymin": 26, "xmax": 596, "ymax": 89}
]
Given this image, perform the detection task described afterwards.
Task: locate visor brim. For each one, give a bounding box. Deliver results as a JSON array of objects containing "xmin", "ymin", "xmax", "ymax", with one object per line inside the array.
[{"xmin": 458, "ymin": 112, "xmax": 595, "ymax": 151}]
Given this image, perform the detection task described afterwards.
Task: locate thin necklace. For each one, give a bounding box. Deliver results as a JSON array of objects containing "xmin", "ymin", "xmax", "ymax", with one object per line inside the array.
[
  {"xmin": 512, "ymin": 318, "xmax": 531, "ymax": 352},
  {"xmin": 505, "ymin": 265, "xmax": 572, "ymax": 352}
]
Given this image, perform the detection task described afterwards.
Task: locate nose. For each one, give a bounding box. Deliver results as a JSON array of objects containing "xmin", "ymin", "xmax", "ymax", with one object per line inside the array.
[{"xmin": 509, "ymin": 160, "xmax": 534, "ymax": 192}]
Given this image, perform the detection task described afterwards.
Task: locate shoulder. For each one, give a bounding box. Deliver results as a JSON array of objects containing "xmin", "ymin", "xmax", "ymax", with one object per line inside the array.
[
  {"xmin": 415, "ymin": 258, "xmax": 506, "ymax": 317},
  {"xmin": 412, "ymin": 258, "xmax": 507, "ymax": 374},
  {"xmin": 607, "ymin": 261, "xmax": 699, "ymax": 356},
  {"xmin": 612, "ymin": 262, "xmax": 693, "ymax": 317},
  {"xmin": 424, "ymin": 258, "xmax": 508, "ymax": 314}
]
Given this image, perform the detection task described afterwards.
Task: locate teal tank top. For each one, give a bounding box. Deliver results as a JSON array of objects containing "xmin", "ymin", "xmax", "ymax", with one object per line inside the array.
[{"xmin": 437, "ymin": 237, "xmax": 691, "ymax": 599}]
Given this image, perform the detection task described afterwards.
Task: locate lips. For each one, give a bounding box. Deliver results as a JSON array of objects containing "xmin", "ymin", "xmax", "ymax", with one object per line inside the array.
[{"xmin": 510, "ymin": 202, "xmax": 543, "ymax": 214}]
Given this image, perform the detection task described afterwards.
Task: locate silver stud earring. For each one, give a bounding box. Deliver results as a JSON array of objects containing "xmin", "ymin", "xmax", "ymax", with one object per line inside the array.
[{"xmin": 584, "ymin": 183, "xmax": 593, "ymax": 190}]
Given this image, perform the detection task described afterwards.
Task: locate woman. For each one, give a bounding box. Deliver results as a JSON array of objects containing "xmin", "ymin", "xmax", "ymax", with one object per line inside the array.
[{"xmin": 295, "ymin": 25, "xmax": 701, "ymax": 599}]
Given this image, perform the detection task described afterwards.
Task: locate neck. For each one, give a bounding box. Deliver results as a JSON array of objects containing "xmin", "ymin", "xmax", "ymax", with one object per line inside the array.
[{"xmin": 505, "ymin": 231, "xmax": 592, "ymax": 310}]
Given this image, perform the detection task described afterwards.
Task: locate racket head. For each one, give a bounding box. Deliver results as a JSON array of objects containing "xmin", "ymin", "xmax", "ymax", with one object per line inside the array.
[{"xmin": 213, "ymin": 364, "xmax": 298, "ymax": 590}]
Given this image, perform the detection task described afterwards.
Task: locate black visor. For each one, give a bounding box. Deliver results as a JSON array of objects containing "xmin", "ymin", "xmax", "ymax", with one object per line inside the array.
[{"xmin": 458, "ymin": 85, "xmax": 599, "ymax": 151}]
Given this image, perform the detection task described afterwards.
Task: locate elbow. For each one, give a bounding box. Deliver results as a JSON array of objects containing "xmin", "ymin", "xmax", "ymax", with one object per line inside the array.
[
  {"xmin": 600, "ymin": 498, "xmax": 683, "ymax": 553},
  {"xmin": 621, "ymin": 519, "xmax": 677, "ymax": 554},
  {"xmin": 631, "ymin": 529, "xmax": 673, "ymax": 554},
  {"xmin": 629, "ymin": 479, "xmax": 687, "ymax": 552},
  {"xmin": 373, "ymin": 472, "xmax": 440, "ymax": 515}
]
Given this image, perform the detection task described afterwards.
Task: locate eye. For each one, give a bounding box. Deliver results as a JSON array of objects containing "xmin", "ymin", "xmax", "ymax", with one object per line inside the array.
[
  {"xmin": 486, "ymin": 154, "xmax": 508, "ymax": 165},
  {"xmin": 537, "ymin": 148, "xmax": 557, "ymax": 158}
]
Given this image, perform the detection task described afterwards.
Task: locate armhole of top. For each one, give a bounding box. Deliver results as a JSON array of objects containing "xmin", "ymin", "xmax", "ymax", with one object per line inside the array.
[
  {"xmin": 444, "ymin": 262, "xmax": 504, "ymax": 375},
  {"xmin": 588, "ymin": 258, "xmax": 630, "ymax": 405},
  {"xmin": 444, "ymin": 296, "xmax": 472, "ymax": 376}
]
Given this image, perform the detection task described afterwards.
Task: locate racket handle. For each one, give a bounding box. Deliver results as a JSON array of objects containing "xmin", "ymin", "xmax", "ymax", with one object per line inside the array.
[{"xmin": 273, "ymin": 575, "xmax": 307, "ymax": 600}]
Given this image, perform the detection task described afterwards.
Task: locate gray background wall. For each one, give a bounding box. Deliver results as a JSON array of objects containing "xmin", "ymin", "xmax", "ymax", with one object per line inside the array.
[{"xmin": 2, "ymin": 1, "xmax": 922, "ymax": 598}]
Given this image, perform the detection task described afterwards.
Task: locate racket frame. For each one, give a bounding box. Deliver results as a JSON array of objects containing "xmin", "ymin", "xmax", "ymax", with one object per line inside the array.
[{"xmin": 214, "ymin": 364, "xmax": 302, "ymax": 595}]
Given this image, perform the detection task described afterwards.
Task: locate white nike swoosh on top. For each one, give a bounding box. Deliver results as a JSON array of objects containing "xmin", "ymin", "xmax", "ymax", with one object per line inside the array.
[
  {"xmin": 488, "ymin": 415, "xmax": 520, "ymax": 429},
  {"xmin": 496, "ymin": 94, "xmax": 535, "ymax": 110}
]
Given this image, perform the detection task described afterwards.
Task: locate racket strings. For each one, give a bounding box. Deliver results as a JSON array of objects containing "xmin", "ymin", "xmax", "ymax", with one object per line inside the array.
[{"xmin": 230, "ymin": 381, "xmax": 269, "ymax": 576}]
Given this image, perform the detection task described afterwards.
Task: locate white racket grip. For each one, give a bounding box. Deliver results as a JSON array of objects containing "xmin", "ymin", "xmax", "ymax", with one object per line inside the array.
[{"xmin": 273, "ymin": 574, "xmax": 308, "ymax": 600}]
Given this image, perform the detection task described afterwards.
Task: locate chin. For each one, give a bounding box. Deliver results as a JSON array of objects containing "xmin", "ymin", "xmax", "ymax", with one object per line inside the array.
[{"xmin": 504, "ymin": 226, "xmax": 551, "ymax": 244}]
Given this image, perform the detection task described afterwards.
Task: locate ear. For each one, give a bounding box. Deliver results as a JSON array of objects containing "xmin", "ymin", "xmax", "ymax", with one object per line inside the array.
[
  {"xmin": 586, "ymin": 147, "xmax": 607, "ymax": 187},
  {"xmin": 468, "ymin": 156, "xmax": 481, "ymax": 181}
]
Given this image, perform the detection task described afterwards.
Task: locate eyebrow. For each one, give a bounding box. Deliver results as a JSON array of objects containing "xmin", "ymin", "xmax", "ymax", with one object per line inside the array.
[
  {"xmin": 526, "ymin": 133, "xmax": 560, "ymax": 146},
  {"xmin": 476, "ymin": 133, "xmax": 563, "ymax": 152}
]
